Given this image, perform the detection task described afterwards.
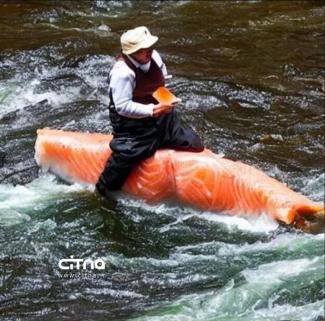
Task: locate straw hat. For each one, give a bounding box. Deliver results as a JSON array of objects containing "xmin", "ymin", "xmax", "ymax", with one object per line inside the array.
[{"xmin": 120, "ymin": 26, "xmax": 158, "ymax": 55}]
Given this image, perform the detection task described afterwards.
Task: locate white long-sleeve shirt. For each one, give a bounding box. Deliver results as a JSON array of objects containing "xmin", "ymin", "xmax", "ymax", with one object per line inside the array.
[{"xmin": 108, "ymin": 50, "xmax": 168, "ymax": 118}]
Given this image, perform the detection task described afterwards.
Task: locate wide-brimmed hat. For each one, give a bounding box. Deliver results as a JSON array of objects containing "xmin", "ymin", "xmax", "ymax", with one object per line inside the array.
[{"xmin": 120, "ymin": 26, "xmax": 158, "ymax": 55}]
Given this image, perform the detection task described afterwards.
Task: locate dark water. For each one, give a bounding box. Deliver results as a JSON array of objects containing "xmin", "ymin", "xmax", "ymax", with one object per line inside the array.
[{"xmin": 0, "ymin": 1, "xmax": 324, "ymax": 320}]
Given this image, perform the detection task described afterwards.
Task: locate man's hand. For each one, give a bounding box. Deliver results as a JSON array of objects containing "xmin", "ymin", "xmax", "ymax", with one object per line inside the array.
[{"xmin": 153, "ymin": 98, "xmax": 182, "ymax": 117}]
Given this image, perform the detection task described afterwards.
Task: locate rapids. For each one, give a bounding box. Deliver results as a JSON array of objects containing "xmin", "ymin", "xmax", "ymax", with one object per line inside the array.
[{"xmin": 0, "ymin": 1, "xmax": 324, "ymax": 320}]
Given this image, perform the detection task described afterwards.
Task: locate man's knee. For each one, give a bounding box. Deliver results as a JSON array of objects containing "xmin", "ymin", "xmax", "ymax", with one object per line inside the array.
[
  {"xmin": 96, "ymin": 149, "xmax": 150, "ymax": 193},
  {"xmin": 181, "ymin": 129, "xmax": 204, "ymax": 152},
  {"xmin": 190, "ymin": 144, "xmax": 204, "ymax": 152}
]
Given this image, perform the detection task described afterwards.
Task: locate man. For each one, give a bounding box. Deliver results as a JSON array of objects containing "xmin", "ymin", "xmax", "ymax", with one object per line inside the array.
[{"xmin": 96, "ymin": 26, "xmax": 203, "ymax": 196}]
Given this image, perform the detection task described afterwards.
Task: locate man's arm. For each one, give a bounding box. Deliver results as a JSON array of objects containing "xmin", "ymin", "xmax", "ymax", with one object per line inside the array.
[{"xmin": 109, "ymin": 62, "xmax": 154, "ymax": 118}]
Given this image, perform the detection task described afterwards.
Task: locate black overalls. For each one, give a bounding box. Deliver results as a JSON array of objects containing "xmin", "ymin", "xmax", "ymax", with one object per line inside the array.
[{"xmin": 96, "ymin": 54, "xmax": 204, "ymax": 195}]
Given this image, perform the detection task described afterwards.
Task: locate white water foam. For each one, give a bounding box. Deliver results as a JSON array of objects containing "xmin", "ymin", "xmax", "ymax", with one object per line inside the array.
[
  {"xmin": 172, "ymin": 232, "xmax": 324, "ymax": 258},
  {"xmin": 0, "ymin": 54, "xmax": 113, "ymax": 117},
  {"xmin": 0, "ymin": 174, "xmax": 93, "ymax": 226},
  {"xmin": 37, "ymin": 22, "xmax": 112, "ymax": 37},
  {"xmin": 200, "ymin": 211, "xmax": 279, "ymax": 233},
  {"xmin": 130, "ymin": 256, "xmax": 325, "ymax": 321},
  {"xmin": 301, "ymin": 172, "xmax": 325, "ymax": 203},
  {"xmin": 0, "ymin": 76, "xmax": 79, "ymax": 116},
  {"xmin": 118, "ymin": 197, "xmax": 279, "ymax": 234}
]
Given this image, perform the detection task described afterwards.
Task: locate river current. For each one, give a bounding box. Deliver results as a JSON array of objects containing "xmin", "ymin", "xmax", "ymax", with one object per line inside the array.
[{"xmin": 0, "ymin": 1, "xmax": 324, "ymax": 321}]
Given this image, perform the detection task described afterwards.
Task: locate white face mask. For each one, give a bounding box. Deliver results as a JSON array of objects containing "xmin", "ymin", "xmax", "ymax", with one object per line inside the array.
[
  {"xmin": 140, "ymin": 60, "xmax": 151, "ymax": 73},
  {"xmin": 128, "ymin": 55, "xmax": 152, "ymax": 73}
]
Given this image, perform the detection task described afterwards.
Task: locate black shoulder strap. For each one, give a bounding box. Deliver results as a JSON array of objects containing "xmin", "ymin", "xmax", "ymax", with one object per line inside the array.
[{"xmin": 108, "ymin": 88, "xmax": 115, "ymax": 110}]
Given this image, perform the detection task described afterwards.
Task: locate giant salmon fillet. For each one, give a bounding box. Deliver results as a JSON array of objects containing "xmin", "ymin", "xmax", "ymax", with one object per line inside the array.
[{"xmin": 35, "ymin": 129, "xmax": 324, "ymax": 232}]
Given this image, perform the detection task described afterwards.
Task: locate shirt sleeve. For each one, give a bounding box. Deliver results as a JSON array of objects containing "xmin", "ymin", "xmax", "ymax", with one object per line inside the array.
[{"xmin": 109, "ymin": 62, "xmax": 154, "ymax": 118}]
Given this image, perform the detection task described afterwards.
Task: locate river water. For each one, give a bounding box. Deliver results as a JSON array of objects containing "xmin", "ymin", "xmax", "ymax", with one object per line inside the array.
[{"xmin": 0, "ymin": 1, "xmax": 324, "ymax": 320}]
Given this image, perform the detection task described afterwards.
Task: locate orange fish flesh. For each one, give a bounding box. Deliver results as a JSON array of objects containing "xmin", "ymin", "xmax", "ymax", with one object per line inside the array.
[{"xmin": 35, "ymin": 129, "xmax": 324, "ymax": 232}]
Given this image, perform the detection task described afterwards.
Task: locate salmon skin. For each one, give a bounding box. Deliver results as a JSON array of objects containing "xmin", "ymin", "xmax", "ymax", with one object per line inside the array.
[{"xmin": 35, "ymin": 129, "xmax": 324, "ymax": 232}]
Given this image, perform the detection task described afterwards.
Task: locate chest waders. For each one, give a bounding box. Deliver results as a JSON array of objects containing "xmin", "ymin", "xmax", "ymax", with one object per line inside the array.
[{"xmin": 96, "ymin": 54, "xmax": 204, "ymax": 194}]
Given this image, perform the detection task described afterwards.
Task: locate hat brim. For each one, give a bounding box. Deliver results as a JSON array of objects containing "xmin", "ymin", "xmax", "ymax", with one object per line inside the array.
[{"xmin": 122, "ymin": 36, "xmax": 158, "ymax": 55}]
